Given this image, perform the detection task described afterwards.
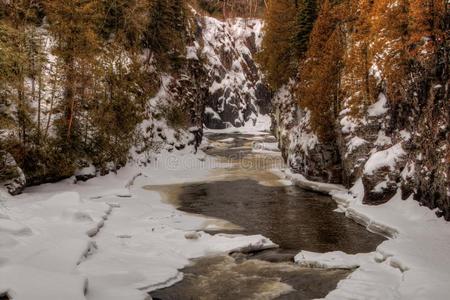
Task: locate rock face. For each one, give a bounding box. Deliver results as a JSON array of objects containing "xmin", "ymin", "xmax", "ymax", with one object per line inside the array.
[
  {"xmin": 0, "ymin": 151, "xmax": 26, "ymax": 195},
  {"xmin": 198, "ymin": 17, "xmax": 271, "ymax": 129},
  {"xmin": 134, "ymin": 59, "xmax": 209, "ymax": 162},
  {"xmin": 274, "ymin": 76, "xmax": 449, "ymax": 217},
  {"xmin": 134, "ymin": 14, "xmax": 273, "ymax": 162},
  {"xmin": 398, "ymin": 61, "xmax": 449, "ymax": 219},
  {"xmin": 271, "ymin": 14, "xmax": 449, "ymax": 219},
  {"xmin": 272, "ymin": 84, "xmax": 342, "ymax": 184}
]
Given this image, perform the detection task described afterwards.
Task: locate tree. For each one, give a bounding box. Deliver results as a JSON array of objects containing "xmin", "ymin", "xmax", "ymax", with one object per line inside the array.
[
  {"xmin": 99, "ymin": 0, "xmax": 150, "ymax": 48},
  {"xmin": 292, "ymin": 0, "xmax": 317, "ymax": 58},
  {"xmin": 296, "ymin": 0, "xmax": 345, "ymax": 140},
  {"xmin": 143, "ymin": 0, "xmax": 189, "ymax": 70},
  {"xmin": 43, "ymin": 0, "xmax": 101, "ymax": 144},
  {"xmin": 257, "ymin": 0, "xmax": 297, "ymax": 89}
]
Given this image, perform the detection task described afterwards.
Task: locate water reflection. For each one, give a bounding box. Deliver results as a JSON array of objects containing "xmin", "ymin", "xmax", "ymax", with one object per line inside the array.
[{"xmin": 177, "ymin": 179, "xmax": 384, "ymax": 253}]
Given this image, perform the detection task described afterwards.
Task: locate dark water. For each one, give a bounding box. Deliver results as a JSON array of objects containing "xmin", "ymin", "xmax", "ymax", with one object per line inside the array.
[
  {"xmin": 176, "ymin": 179, "xmax": 384, "ymax": 254},
  {"xmin": 150, "ymin": 133, "xmax": 385, "ymax": 300}
]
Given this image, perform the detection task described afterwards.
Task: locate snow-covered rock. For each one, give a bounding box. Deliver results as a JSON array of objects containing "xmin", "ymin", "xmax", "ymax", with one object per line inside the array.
[
  {"xmin": 198, "ymin": 16, "xmax": 271, "ymax": 129},
  {"xmin": 0, "ymin": 151, "xmax": 26, "ymax": 195}
]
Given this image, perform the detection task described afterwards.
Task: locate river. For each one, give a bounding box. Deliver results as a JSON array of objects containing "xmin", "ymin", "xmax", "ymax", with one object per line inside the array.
[{"xmin": 147, "ymin": 132, "xmax": 384, "ymax": 300}]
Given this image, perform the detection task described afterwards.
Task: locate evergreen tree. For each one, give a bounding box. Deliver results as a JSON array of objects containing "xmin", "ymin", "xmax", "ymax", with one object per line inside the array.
[
  {"xmin": 296, "ymin": 0, "xmax": 344, "ymax": 140},
  {"xmin": 292, "ymin": 0, "xmax": 317, "ymax": 58},
  {"xmin": 257, "ymin": 0, "xmax": 297, "ymax": 89},
  {"xmin": 43, "ymin": 0, "xmax": 101, "ymax": 146},
  {"xmin": 99, "ymin": 0, "xmax": 150, "ymax": 48},
  {"xmin": 143, "ymin": 0, "xmax": 172, "ymax": 55},
  {"xmin": 143, "ymin": 0, "xmax": 188, "ymax": 70}
]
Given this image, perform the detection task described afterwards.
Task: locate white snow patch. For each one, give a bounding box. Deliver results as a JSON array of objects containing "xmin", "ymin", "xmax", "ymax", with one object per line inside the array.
[
  {"xmin": 368, "ymin": 93, "xmax": 389, "ymax": 117},
  {"xmin": 346, "ymin": 136, "xmax": 368, "ymax": 154},
  {"xmin": 364, "ymin": 143, "xmax": 406, "ymax": 175},
  {"xmin": 375, "ymin": 130, "xmax": 392, "ymax": 146}
]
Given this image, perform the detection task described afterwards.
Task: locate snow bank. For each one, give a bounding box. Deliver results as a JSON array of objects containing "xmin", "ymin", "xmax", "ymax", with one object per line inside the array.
[
  {"xmin": 0, "ymin": 147, "xmax": 277, "ymax": 300},
  {"xmin": 205, "ymin": 114, "xmax": 272, "ymax": 134},
  {"xmin": 364, "ymin": 143, "xmax": 406, "ymax": 175},
  {"xmin": 285, "ymin": 169, "xmax": 346, "ymax": 194},
  {"xmin": 252, "ymin": 142, "xmax": 280, "ymax": 154},
  {"xmin": 295, "ymin": 251, "xmax": 369, "ymax": 269},
  {"xmin": 280, "ymin": 167, "xmax": 450, "ymax": 300}
]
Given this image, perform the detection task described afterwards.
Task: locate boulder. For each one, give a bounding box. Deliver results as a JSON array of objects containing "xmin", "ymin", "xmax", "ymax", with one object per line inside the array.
[{"xmin": 0, "ymin": 151, "xmax": 26, "ymax": 195}]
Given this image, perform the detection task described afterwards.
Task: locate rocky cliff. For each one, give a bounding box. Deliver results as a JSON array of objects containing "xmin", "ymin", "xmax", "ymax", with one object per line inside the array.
[
  {"xmin": 272, "ymin": 0, "xmax": 449, "ymax": 219},
  {"xmin": 0, "ymin": 11, "xmax": 271, "ymax": 194},
  {"xmin": 198, "ymin": 16, "xmax": 271, "ymax": 129}
]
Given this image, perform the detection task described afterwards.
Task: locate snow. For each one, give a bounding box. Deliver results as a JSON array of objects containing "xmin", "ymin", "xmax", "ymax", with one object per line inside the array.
[
  {"xmin": 346, "ymin": 136, "xmax": 368, "ymax": 154},
  {"xmin": 75, "ymin": 165, "xmax": 96, "ymax": 178},
  {"xmin": 0, "ymin": 145, "xmax": 277, "ymax": 300},
  {"xmin": 375, "ymin": 130, "xmax": 392, "ymax": 146},
  {"xmin": 280, "ymin": 164, "xmax": 450, "ymax": 300},
  {"xmin": 284, "ymin": 169, "xmax": 346, "ymax": 194},
  {"xmin": 326, "ymin": 189, "xmax": 450, "ymax": 300},
  {"xmin": 217, "ymin": 137, "xmax": 235, "ymax": 143},
  {"xmin": 186, "ymin": 46, "xmax": 198, "ymax": 60},
  {"xmin": 287, "ymin": 110, "xmax": 319, "ymax": 156},
  {"xmin": 368, "ymin": 93, "xmax": 389, "ymax": 117},
  {"xmin": 198, "ymin": 14, "xmax": 267, "ymax": 128},
  {"xmin": 204, "ymin": 106, "xmax": 221, "ymax": 120},
  {"xmin": 340, "ymin": 115, "xmax": 358, "ymax": 134},
  {"xmin": 364, "ymin": 143, "xmax": 406, "ymax": 175},
  {"xmin": 252, "ymin": 142, "xmax": 280, "ymax": 154},
  {"xmin": 0, "ymin": 219, "xmax": 32, "ymax": 235},
  {"xmin": 295, "ymin": 251, "xmax": 369, "ymax": 269},
  {"xmin": 205, "ymin": 114, "xmax": 272, "ymax": 134}
]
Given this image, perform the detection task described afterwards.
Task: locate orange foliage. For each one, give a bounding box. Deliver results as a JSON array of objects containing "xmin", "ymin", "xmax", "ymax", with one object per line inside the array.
[
  {"xmin": 295, "ymin": 0, "xmax": 447, "ymax": 139},
  {"xmin": 296, "ymin": 0, "xmax": 346, "ymax": 140}
]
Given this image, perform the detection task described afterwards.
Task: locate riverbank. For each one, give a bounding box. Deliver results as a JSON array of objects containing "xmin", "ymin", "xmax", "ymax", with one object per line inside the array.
[
  {"xmin": 279, "ymin": 169, "xmax": 450, "ymax": 300},
  {"xmin": 0, "ymin": 143, "xmax": 276, "ymax": 300},
  {"xmin": 1, "ymin": 127, "xmax": 448, "ymax": 300}
]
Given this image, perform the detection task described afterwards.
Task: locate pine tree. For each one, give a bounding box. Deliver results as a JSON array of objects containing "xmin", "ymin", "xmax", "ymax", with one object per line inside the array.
[
  {"xmin": 143, "ymin": 0, "xmax": 188, "ymax": 70},
  {"xmin": 99, "ymin": 0, "xmax": 150, "ymax": 47},
  {"xmin": 43, "ymin": 0, "xmax": 102, "ymax": 146},
  {"xmin": 296, "ymin": 0, "xmax": 345, "ymax": 140},
  {"xmin": 257, "ymin": 0, "xmax": 297, "ymax": 89},
  {"xmin": 292, "ymin": 0, "xmax": 317, "ymax": 58},
  {"xmin": 143, "ymin": 0, "xmax": 172, "ymax": 55}
]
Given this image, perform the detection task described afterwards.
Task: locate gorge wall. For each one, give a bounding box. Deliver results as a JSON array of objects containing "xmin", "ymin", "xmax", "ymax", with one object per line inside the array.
[
  {"xmin": 269, "ymin": 0, "xmax": 449, "ymax": 219},
  {"xmin": 0, "ymin": 3, "xmax": 271, "ymax": 195},
  {"xmin": 199, "ymin": 16, "xmax": 271, "ymax": 129}
]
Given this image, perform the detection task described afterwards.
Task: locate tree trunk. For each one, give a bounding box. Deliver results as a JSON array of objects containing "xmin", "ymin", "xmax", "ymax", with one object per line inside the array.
[{"xmin": 66, "ymin": 56, "xmax": 75, "ymax": 140}]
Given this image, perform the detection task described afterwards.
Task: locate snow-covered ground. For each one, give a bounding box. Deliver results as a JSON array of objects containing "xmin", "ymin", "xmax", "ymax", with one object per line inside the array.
[
  {"xmin": 0, "ymin": 144, "xmax": 276, "ymax": 300},
  {"xmin": 1, "ymin": 115, "xmax": 448, "ymax": 300},
  {"xmin": 282, "ymin": 170, "xmax": 450, "ymax": 300}
]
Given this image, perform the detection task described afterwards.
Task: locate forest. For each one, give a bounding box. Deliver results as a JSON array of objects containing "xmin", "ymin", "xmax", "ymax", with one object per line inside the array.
[
  {"xmin": 260, "ymin": 0, "xmax": 449, "ymax": 219},
  {"xmin": 0, "ymin": 0, "xmax": 194, "ymax": 186},
  {"xmin": 259, "ymin": 0, "xmax": 448, "ymax": 139}
]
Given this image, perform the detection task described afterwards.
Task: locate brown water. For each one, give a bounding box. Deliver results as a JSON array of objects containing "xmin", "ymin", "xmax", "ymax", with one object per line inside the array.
[{"xmin": 149, "ymin": 133, "xmax": 385, "ymax": 300}]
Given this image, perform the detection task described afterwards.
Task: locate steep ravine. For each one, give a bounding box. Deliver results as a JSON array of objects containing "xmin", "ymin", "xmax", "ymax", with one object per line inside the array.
[{"xmin": 0, "ymin": 13, "xmax": 271, "ymax": 195}]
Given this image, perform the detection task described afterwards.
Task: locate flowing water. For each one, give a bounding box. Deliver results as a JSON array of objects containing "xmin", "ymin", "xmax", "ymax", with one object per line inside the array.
[{"xmin": 148, "ymin": 133, "xmax": 385, "ymax": 300}]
